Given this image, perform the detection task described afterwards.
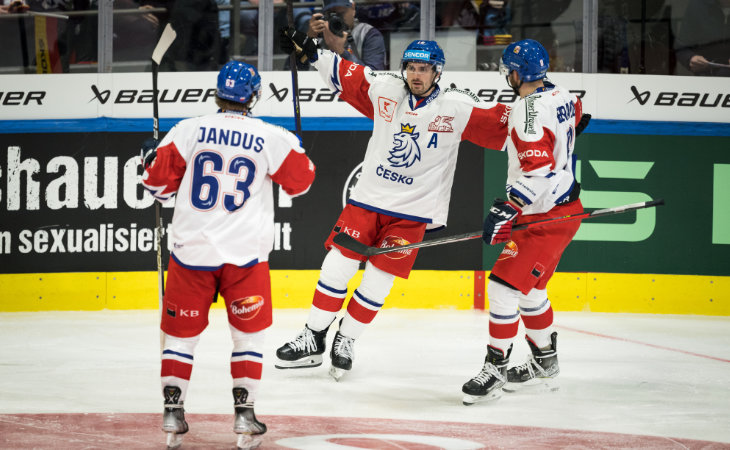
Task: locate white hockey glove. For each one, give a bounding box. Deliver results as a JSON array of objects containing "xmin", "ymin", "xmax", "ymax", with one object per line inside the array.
[{"xmin": 483, "ymin": 198, "xmax": 522, "ymax": 245}]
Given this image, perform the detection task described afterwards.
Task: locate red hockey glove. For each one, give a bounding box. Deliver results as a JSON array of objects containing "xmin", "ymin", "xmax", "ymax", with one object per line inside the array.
[{"xmin": 482, "ymin": 198, "xmax": 522, "ymax": 245}]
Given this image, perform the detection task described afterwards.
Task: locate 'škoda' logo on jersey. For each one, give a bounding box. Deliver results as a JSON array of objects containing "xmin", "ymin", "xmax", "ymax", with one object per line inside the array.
[
  {"xmin": 380, "ymin": 235, "xmax": 413, "ymax": 259},
  {"xmin": 428, "ymin": 115, "xmax": 454, "ymax": 132},
  {"xmin": 230, "ymin": 296, "xmax": 264, "ymax": 320},
  {"xmin": 389, "ymin": 123, "xmax": 421, "ymax": 168},
  {"xmin": 497, "ymin": 241, "xmax": 519, "ymax": 261}
]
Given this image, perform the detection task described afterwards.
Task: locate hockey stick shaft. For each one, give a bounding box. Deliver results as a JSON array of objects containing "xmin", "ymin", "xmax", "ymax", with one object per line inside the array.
[
  {"xmin": 286, "ymin": 0, "xmax": 303, "ymax": 139},
  {"xmin": 151, "ymin": 24, "xmax": 176, "ymax": 353},
  {"xmin": 333, "ymin": 199, "xmax": 665, "ymax": 256}
]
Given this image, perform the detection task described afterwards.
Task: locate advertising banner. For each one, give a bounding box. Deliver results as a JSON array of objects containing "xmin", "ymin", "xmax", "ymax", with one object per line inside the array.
[
  {"xmin": 1, "ymin": 71, "xmax": 728, "ymax": 123},
  {"xmin": 0, "ymin": 131, "xmax": 485, "ymax": 274}
]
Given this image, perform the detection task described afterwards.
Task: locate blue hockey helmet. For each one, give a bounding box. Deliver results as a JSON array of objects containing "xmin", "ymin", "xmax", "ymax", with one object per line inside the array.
[
  {"xmin": 216, "ymin": 61, "xmax": 262, "ymax": 105},
  {"xmin": 401, "ymin": 40, "xmax": 445, "ymax": 73},
  {"xmin": 499, "ymin": 39, "xmax": 549, "ymax": 82}
]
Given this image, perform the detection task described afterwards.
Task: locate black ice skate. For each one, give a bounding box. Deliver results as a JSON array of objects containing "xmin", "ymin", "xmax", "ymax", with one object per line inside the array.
[
  {"xmin": 161, "ymin": 385, "xmax": 188, "ymax": 449},
  {"xmin": 329, "ymin": 330, "xmax": 355, "ymax": 381},
  {"xmin": 462, "ymin": 345, "xmax": 512, "ymax": 405},
  {"xmin": 504, "ymin": 331, "xmax": 560, "ymax": 393},
  {"xmin": 275, "ymin": 324, "xmax": 328, "ymax": 369},
  {"xmin": 233, "ymin": 387, "xmax": 266, "ymax": 450}
]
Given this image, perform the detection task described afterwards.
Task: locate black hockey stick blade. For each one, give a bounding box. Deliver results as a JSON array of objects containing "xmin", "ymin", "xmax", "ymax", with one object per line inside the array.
[{"xmin": 333, "ymin": 199, "xmax": 665, "ymax": 256}]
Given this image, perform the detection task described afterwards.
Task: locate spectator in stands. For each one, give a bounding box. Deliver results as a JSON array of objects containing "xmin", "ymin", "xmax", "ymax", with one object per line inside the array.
[
  {"xmin": 355, "ymin": 1, "xmax": 419, "ymax": 32},
  {"xmin": 675, "ymin": 0, "xmax": 730, "ymax": 76},
  {"xmin": 307, "ymin": 0, "xmax": 387, "ymax": 70},
  {"xmin": 0, "ymin": 0, "xmax": 30, "ymax": 14}
]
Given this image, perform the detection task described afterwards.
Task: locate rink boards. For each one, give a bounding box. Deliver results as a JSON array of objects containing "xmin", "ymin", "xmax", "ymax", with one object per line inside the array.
[{"xmin": 1, "ymin": 270, "xmax": 727, "ymax": 315}]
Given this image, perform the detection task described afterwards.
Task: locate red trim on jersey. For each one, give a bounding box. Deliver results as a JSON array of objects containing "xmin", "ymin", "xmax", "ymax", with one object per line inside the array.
[
  {"xmin": 313, "ymin": 290, "xmax": 346, "ymax": 312},
  {"xmin": 161, "ymin": 359, "xmax": 193, "ymax": 380},
  {"xmin": 461, "ymin": 103, "xmax": 510, "ymax": 151},
  {"xmin": 489, "ymin": 320, "xmax": 520, "ymax": 339},
  {"xmin": 346, "ymin": 298, "xmax": 379, "ymax": 324},
  {"xmin": 511, "ymin": 127, "xmax": 556, "ymax": 172},
  {"xmin": 574, "ymin": 97, "xmax": 583, "ymax": 128},
  {"xmin": 271, "ymin": 150, "xmax": 315, "ymax": 196},
  {"xmin": 230, "ymin": 360, "xmax": 263, "ymax": 380},
  {"xmin": 336, "ymin": 60, "xmax": 375, "ymax": 119},
  {"xmin": 521, "ymin": 305, "xmax": 554, "ymax": 331},
  {"xmin": 144, "ymin": 141, "xmax": 187, "ymax": 197}
]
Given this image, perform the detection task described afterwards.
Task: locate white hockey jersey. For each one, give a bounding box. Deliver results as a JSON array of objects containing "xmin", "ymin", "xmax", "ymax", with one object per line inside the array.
[
  {"xmin": 142, "ymin": 111, "xmax": 315, "ymax": 269},
  {"xmin": 312, "ymin": 50, "xmax": 510, "ymax": 229},
  {"xmin": 505, "ymin": 82, "xmax": 583, "ymax": 215}
]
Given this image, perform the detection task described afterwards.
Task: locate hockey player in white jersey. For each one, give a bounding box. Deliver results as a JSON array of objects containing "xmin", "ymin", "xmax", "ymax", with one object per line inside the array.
[
  {"xmin": 141, "ymin": 61, "xmax": 316, "ymax": 448},
  {"xmin": 461, "ymin": 39, "xmax": 590, "ymax": 405},
  {"xmin": 275, "ymin": 29, "xmax": 510, "ymax": 380}
]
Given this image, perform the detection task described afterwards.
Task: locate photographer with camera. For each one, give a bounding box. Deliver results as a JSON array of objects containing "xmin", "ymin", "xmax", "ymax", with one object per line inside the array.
[{"xmin": 306, "ymin": 0, "xmax": 387, "ymax": 70}]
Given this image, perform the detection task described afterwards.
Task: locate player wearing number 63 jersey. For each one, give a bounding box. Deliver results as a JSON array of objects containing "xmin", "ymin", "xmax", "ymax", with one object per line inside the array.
[
  {"xmin": 141, "ymin": 61, "xmax": 315, "ymax": 448},
  {"xmin": 463, "ymin": 39, "xmax": 588, "ymax": 405},
  {"xmin": 275, "ymin": 32, "xmax": 510, "ymax": 381}
]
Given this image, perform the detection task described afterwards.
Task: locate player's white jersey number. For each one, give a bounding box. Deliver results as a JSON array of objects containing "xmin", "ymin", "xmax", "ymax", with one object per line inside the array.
[{"xmin": 190, "ymin": 150, "xmax": 256, "ymax": 212}]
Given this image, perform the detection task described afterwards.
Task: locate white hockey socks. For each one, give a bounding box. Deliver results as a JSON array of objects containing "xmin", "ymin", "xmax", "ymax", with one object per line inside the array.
[
  {"xmin": 308, "ymin": 248, "xmax": 360, "ymax": 331},
  {"xmin": 161, "ymin": 333, "xmax": 201, "ymax": 402},
  {"xmin": 340, "ymin": 262, "xmax": 395, "ymax": 340},
  {"xmin": 486, "ymin": 279, "xmax": 521, "ymax": 352},
  {"xmin": 519, "ymin": 288, "xmax": 554, "ymax": 349},
  {"xmin": 229, "ymin": 326, "xmax": 265, "ymax": 403}
]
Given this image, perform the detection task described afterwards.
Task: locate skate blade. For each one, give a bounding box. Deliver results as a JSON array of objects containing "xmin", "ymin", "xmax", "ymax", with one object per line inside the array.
[
  {"xmin": 274, "ymin": 354, "xmax": 323, "ymax": 369},
  {"xmin": 503, "ymin": 378, "xmax": 559, "ymax": 394},
  {"xmin": 166, "ymin": 432, "xmax": 184, "ymax": 449},
  {"xmin": 236, "ymin": 433, "xmax": 263, "ymax": 450},
  {"xmin": 462, "ymin": 389, "xmax": 503, "ymax": 405},
  {"xmin": 329, "ymin": 365, "xmax": 349, "ymax": 381}
]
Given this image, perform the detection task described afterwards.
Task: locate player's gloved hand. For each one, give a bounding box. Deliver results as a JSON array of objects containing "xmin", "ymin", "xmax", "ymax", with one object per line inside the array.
[
  {"xmin": 279, "ymin": 26, "xmax": 318, "ymax": 62},
  {"xmin": 482, "ymin": 198, "xmax": 522, "ymax": 245},
  {"xmin": 576, "ymin": 113, "xmax": 591, "ymax": 136},
  {"xmin": 140, "ymin": 137, "xmax": 159, "ymax": 170}
]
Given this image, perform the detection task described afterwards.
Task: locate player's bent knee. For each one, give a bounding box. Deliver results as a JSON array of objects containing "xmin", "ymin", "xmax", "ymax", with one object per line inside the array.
[
  {"xmin": 487, "ymin": 278, "xmax": 521, "ymax": 315},
  {"xmin": 357, "ymin": 261, "xmax": 396, "ymax": 301},
  {"xmin": 319, "ymin": 247, "xmax": 361, "ymax": 288}
]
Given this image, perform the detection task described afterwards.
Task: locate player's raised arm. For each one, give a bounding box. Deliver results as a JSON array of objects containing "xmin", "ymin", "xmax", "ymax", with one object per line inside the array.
[{"xmin": 280, "ymin": 26, "xmax": 375, "ymax": 119}]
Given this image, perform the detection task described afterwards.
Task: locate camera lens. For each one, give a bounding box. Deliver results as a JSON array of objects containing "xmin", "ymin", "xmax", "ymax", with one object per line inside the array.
[{"xmin": 327, "ymin": 13, "xmax": 346, "ymax": 37}]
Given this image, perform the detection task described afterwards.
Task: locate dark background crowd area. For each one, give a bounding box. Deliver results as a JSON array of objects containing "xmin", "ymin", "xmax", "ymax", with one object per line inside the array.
[{"xmin": 0, "ymin": 0, "xmax": 728, "ymax": 76}]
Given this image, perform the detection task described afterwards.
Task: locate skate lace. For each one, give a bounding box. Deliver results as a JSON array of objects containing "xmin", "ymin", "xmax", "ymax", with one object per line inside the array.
[
  {"xmin": 333, "ymin": 334, "xmax": 354, "ymax": 359},
  {"xmin": 472, "ymin": 363, "xmax": 504, "ymax": 386},
  {"xmin": 513, "ymin": 355, "xmax": 545, "ymax": 378},
  {"xmin": 288, "ymin": 328, "xmax": 318, "ymax": 353}
]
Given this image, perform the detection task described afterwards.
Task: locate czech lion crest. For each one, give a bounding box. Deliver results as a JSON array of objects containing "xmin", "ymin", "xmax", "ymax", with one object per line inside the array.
[{"xmin": 389, "ymin": 123, "xmax": 421, "ymax": 168}]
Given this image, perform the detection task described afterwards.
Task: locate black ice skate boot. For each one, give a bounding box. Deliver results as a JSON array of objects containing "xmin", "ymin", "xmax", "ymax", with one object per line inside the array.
[
  {"xmin": 275, "ymin": 324, "xmax": 328, "ymax": 369},
  {"xmin": 162, "ymin": 385, "xmax": 188, "ymax": 449},
  {"xmin": 233, "ymin": 387, "xmax": 266, "ymax": 450},
  {"xmin": 461, "ymin": 344, "xmax": 512, "ymax": 405},
  {"xmin": 329, "ymin": 330, "xmax": 355, "ymax": 381},
  {"xmin": 504, "ymin": 331, "xmax": 559, "ymax": 393}
]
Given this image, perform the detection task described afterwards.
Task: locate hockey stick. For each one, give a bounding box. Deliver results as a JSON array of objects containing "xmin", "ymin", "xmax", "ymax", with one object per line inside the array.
[
  {"xmin": 285, "ymin": 0, "xmax": 303, "ymax": 139},
  {"xmin": 333, "ymin": 199, "xmax": 665, "ymax": 256},
  {"xmin": 151, "ymin": 24, "xmax": 177, "ymax": 353}
]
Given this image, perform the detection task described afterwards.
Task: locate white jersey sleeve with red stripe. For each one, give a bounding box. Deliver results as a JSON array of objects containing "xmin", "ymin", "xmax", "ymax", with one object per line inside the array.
[
  {"xmin": 505, "ymin": 84, "xmax": 582, "ymax": 215},
  {"xmin": 141, "ymin": 112, "xmax": 315, "ymax": 269}
]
